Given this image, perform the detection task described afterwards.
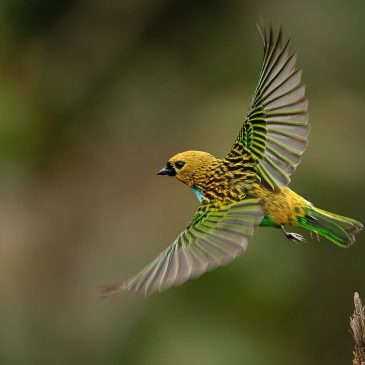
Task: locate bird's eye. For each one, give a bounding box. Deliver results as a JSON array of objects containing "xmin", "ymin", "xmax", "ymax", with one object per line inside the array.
[{"xmin": 175, "ymin": 161, "xmax": 185, "ymax": 169}]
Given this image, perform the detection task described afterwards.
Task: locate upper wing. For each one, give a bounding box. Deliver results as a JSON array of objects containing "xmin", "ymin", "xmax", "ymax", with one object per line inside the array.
[
  {"xmin": 99, "ymin": 198, "xmax": 264, "ymax": 297},
  {"xmin": 227, "ymin": 23, "xmax": 310, "ymax": 190}
]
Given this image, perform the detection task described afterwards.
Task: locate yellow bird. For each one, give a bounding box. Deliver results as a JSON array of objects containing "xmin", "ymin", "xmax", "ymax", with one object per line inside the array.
[{"xmin": 99, "ymin": 23, "xmax": 363, "ymax": 297}]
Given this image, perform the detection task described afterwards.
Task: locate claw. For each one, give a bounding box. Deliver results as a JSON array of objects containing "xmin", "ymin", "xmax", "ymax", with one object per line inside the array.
[
  {"xmin": 281, "ymin": 226, "xmax": 306, "ymax": 244},
  {"xmin": 286, "ymin": 232, "xmax": 306, "ymax": 244}
]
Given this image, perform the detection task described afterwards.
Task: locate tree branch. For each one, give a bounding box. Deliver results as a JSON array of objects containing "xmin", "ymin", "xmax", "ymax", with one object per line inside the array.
[{"xmin": 350, "ymin": 292, "xmax": 365, "ymax": 365}]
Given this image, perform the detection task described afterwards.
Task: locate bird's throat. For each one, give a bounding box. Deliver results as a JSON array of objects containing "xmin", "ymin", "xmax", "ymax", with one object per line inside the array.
[{"xmin": 192, "ymin": 186, "xmax": 203, "ymax": 203}]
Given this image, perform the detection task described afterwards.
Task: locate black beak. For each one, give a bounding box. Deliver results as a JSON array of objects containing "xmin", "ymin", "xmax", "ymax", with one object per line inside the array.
[{"xmin": 157, "ymin": 163, "xmax": 176, "ymax": 176}]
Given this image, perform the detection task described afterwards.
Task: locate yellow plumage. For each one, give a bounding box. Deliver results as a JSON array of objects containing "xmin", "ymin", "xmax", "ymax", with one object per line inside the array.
[{"xmin": 99, "ymin": 23, "xmax": 363, "ymax": 297}]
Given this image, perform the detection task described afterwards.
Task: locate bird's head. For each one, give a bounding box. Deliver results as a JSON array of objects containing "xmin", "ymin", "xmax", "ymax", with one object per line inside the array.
[{"xmin": 158, "ymin": 151, "xmax": 216, "ymax": 187}]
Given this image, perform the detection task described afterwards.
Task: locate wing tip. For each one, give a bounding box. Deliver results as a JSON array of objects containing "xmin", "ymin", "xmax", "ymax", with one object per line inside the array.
[
  {"xmin": 256, "ymin": 20, "xmax": 288, "ymax": 50},
  {"xmin": 96, "ymin": 283, "xmax": 126, "ymax": 300}
]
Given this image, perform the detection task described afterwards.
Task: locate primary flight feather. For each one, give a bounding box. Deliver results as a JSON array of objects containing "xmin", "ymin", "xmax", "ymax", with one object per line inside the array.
[{"xmin": 99, "ymin": 23, "xmax": 363, "ymax": 297}]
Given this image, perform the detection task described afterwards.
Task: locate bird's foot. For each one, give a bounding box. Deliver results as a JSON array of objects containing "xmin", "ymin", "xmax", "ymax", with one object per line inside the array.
[
  {"xmin": 281, "ymin": 227, "xmax": 306, "ymax": 244},
  {"xmin": 286, "ymin": 232, "xmax": 306, "ymax": 244}
]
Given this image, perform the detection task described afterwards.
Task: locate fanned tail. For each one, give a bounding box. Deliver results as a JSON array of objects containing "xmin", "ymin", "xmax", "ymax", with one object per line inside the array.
[{"xmin": 298, "ymin": 206, "xmax": 363, "ymax": 247}]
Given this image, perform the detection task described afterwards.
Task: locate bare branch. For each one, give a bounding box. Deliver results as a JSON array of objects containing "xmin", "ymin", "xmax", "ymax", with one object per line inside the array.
[{"xmin": 350, "ymin": 292, "xmax": 365, "ymax": 365}]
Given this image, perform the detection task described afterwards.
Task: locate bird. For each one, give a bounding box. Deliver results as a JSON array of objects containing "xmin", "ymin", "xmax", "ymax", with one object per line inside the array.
[{"xmin": 99, "ymin": 22, "xmax": 363, "ymax": 297}]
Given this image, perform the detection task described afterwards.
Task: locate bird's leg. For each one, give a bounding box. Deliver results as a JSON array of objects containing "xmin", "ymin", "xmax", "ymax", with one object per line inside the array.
[{"xmin": 281, "ymin": 226, "xmax": 305, "ymax": 244}]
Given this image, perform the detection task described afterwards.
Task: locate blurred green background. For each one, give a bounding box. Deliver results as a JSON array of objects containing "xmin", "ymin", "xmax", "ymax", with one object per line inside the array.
[{"xmin": 0, "ymin": 0, "xmax": 364, "ymax": 364}]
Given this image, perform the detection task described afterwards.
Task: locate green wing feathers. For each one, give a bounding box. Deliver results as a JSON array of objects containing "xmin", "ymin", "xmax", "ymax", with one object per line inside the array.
[
  {"xmin": 99, "ymin": 199, "xmax": 264, "ymax": 297},
  {"xmin": 228, "ymin": 23, "xmax": 309, "ymax": 190}
]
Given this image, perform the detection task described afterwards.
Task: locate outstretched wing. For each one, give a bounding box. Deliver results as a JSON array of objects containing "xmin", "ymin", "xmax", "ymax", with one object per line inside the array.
[
  {"xmin": 99, "ymin": 198, "xmax": 264, "ymax": 297},
  {"xmin": 227, "ymin": 23, "xmax": 310, "ymax": 190}
]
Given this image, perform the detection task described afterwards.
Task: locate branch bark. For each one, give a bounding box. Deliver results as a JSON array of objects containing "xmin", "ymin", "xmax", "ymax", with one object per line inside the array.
[{"xmin": 350, "ymin": 292, "xmax": 365, "ymax": 365}]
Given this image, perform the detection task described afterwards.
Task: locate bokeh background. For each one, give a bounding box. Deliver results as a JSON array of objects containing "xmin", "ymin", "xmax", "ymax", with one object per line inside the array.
[{"xmin": 0, "ymin": 0, "xmax": 364, "ymax": 364}]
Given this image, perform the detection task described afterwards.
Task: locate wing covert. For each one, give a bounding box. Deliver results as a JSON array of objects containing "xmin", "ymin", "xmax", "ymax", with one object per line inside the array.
[{"xmin": 227, "ymin": 23, "xmax": 310, "ymax": 190}]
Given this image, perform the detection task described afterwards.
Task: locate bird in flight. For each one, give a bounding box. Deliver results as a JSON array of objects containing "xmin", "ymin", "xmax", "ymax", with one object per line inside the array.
[{"xmin": 99, "ymin": 22, "xmax": 363, "ymax": 297}]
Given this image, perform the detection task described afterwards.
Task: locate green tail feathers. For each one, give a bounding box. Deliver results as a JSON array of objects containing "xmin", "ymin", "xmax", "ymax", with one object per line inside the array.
[{"xmin": 298, "ymin": 206, "xmax": 363, "ymax": 247}]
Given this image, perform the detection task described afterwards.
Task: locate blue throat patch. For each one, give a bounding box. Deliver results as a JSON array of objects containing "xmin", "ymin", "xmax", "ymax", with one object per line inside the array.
[{"xmin": 192, "ymin": 186, "xmax": 202, "ymax": 203}]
